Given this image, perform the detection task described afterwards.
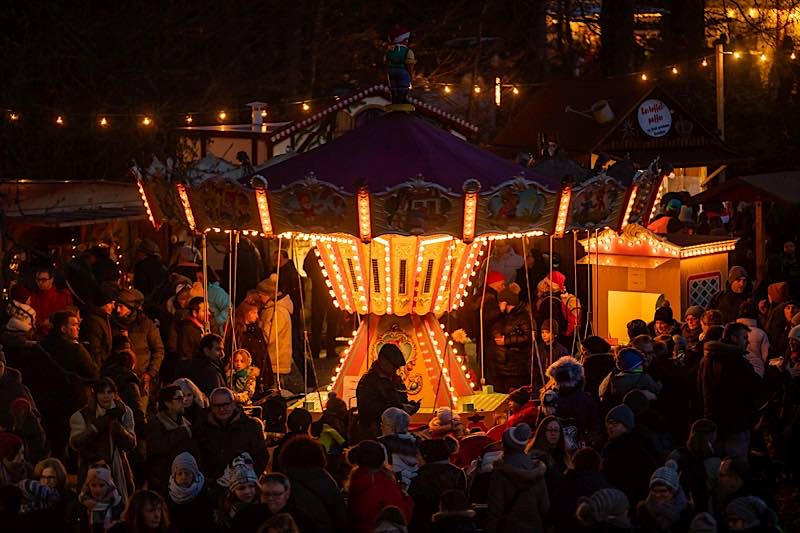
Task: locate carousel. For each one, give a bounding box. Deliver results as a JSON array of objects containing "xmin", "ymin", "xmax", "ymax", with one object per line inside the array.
[{"xmin": 132, "ymin": 100, "xmax": 669, "ymax": 416}]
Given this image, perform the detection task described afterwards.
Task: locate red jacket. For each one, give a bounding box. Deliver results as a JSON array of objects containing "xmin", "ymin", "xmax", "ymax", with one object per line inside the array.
[
  {"xmin": 30, "ymin": 286, "xmax": 73, "ymax": 336},
  {"xmin": 347, "ymin": 467, "xmax": 413, "ymax": 533}
]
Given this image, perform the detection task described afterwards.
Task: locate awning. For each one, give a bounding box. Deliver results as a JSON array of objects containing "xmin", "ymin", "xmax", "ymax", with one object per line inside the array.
[
  {"xmin": 577, "ymin": 254, "xmax": 672, "ymax": 269},
  {"xmin": 7, "ymin": 207, "xmax": 146, "ymax": 227},
  {"xmin": 690, "ymin": 171, "xmax": 800, "ymax": 206}
]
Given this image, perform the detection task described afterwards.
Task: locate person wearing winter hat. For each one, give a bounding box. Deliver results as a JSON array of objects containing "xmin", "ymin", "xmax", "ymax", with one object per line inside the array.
[
  {"xmin": 112, "ymin": 285, "xmax": 164, "ymax": 396},
  {"xmin": 168, "ymin": 452, "xmax": 206, "ymax": 506},
  {"xmin": 535, "ymin": 272, "xmax": 570, "ymax": 346},
  {"xmin": 428, "ymin": 406, "xmax": 466, "ymax": 439},
  {"xmin": 599, "ymin": 347, "xmax": 662, "ymax": 408},
  {"xmin": 506, "ymin": 386, "xmax": 539, "ymax": 429},
  {"xmin": 346, "ymin": 439, "xmax": 412, "ymax": 533},
  {"xmin": 485, "ymin": 270, "xmax": 506, "ymax": 293},
  {"xmin": 627, "ymin": 319, "xmax": 649, "ymax": 340},
  {"xmin": 579, "ymin": 335, "xmax": 615, "ymax": 404},
  {"xmin": 735, "ymin": 301, "xmax": 769, "ymax": 377},
  {"xmin": 80, "ymin": 285, "xmax": 117, "ymax": 367},
  {"xmin": 430, "ymin": 489, "xmax": 476, "ymax": 532},
  {"xmin": 356, "ymin": 343, "xmax": 419, "ymax": 440},
  {"xmin": 5, "ymin": 299, "xmax": 35, "ymax": 335},
  {"xmin": 486, "ymin": 422, "xmax": 549, "ymax": 532},
  {"xmin": 550, "ymin": 447, "xmax": 611, "ymax": 531},
  {"xmin": 0, "ymin": 431, "xmax": 28, "ymax": 487},
  {"xmin": 689, "ymin": 511, "xmax": 718, "ymax": 533},
  {"xmin": 636, "ymin": 460, "xmax": 694, "ymax": 532},
  {"xmin": 708, "ymin": 266, "xmax": 751, "ymax": 324},
  {"xmin": 378, "ymin": 407, "xmax": 420, "ymax": 489},
  {"xmin": 216, "ymin": 452, "xmax": 259, "ymax": 528},
  {"xmin": 667, "ymin": 419, "xmax": 720, "ymax": 513},
  {"xmin": 650, "ymin": 305, "xmax": 681, "ymax": 337},
  {"xmin": 133, "ymin": 238, "xmax": 167, "ymax": 300},
  {"xmin": 78, "ymin": 465, "xmax": 125, "ymax": 532},
  {"xmin": 543, "ymin": 356, "xmax": 603, "ymax": 449},
  {"xmin": 539, "ymin": 318, "xmax": 569, "ymax": 358},
  {"xmin": 682, "ymin": 305, "xmax": 705, "ymax": 345},
  {"xmin": 726, "ymin": 496, "xmax": 780, "ymax": 531},
  {"xmin": 575, "ymin": 488, "xmax": 632, "ymax": 529},
  {"xmin": 410, "ymin": 436, "xmax": 465, "ymax": 531},
  {"xmin": 602, "ymin": 404, "xmax": 659, "ymax": 505}
]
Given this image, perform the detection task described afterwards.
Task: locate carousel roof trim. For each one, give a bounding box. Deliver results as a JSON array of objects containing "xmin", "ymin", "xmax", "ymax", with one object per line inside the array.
[
  {"xmin": 268, "ymin": 84, "xmax": 478, "ymax": 144},
  {"xmin": 580, "ymin": 223, "xmax": 738, "ymax": 259}
]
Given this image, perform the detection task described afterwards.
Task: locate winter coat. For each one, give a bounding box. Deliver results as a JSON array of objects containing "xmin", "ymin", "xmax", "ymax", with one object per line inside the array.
[
  {"xmin": 100, "ymin": 356, "xmax": 146, "ymax": 435},
  {"xmin": 29, "ymin": 286, "xmax": 73, "ymax": 337},
  {"xmin": 356, "ymin": 363, "xmax": 410, "ymax": 440},
  {"xmin": 205, "ymin": 281, "xmax": 230, "ymax": 331},
  {"xmin": 169, "ymin": 315, "xmax": 204, "ymax": 361},
  {"xmin": 736, "ymin": 318, "xmax": 770, "ymax": 362},
  {"xmin": 80, "ymin": 305, "xmax": 113, "ymax": 366},
  {"xmin": 551, "ymin": 468, "xmax": 612, "ymax": 533},
  {"xmin": 68, "ymin": 398, "xmax": 137, "ymax": 502},
  {"xmin": 285, "ymin": 465, "xmax": 347, "ymax": 533},
  {"xmin": 681, "ymin": 323, "xmax": 702, "ymax": 346},
  {"xmin": 601, "ymin": 430, "xmax": 659, "ymax": 505},
  {"xmin": 699, "ymin": 340, "xmax": 761, "ymax": 435},
  {"xmin": 347, "ymin": 467, "xmax": 413, "ymax": 533},
  {"xmin": 259, "ymin": 295, "xmax": 293, "ymax": 375},
  {"xmin": 0, "ymin": 366, "xmax": 34, "ymax": 428},
  {"xmin": 231, "ymin": 366, "xmax": 260, "ymax": 404},
  {"xmin": 378, "ymin": 433, "xmax": 420, "ymax": 488},
  {"xmin": 174, "ymin": 353, "xmax": 226, "ymax": 399},
  {"xmin": 167, "ymin": 484, "xmax": 216, "ymax": 533},
  {"xmin": 488, "ymin": 303, "xmax": 533, "ymax": 377},
  {"xmin": 39, "ymin": 333, "xmax": 99, "ymax": 412},
  {"xmin": 598, "ymin": 369, "xmax": 662, "ymax": 408},
  {"xmin": 225, "ymin": 322, "xmax": 273, "ymax": 390},
  {"xmin": 145, "ymin": 411, "xmax": 196, "ymax": 494},
  {"xmin": 408, "ymin": 461, "xmax": 467, "ymax": 532},
  {"xmin": 194, "ymin": 407, "xmax": 268, "ymax": 480},
  {"xmin": 548, "ymin": 357, "xmax": 603, "ymax": 444},
  {"xmin": 581, "ymin": 352, "xmax": 616, "ymax": 402},
  {"xmin": 635, "ymin": 493, "xmax": 694, "ymax": 533},
  {"xmin": 133, "ymin": 254, "xmax": 167, "ymax": 299},
  {"xmin": 709, "ymin": 287, "xmax": 751, "ymax": 325},
  {"xmin": 431, "ymin": 510, "xmax": 478, "ymax": 533},
  {"xmin": 113, "ymin": 310, "xmax": 164, "ymax": 379},
  {"xmin": 485, "ymin": 451, "xmax": 549, "ymax": 533},
  {"xmin": 668, "ymin": 446, "xmax": 721, "ymax": 513}
]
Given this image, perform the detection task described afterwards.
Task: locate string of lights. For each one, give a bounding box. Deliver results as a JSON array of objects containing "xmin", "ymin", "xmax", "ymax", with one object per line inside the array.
[{"xmin": 2, "ymin": 48, "xmax": 795, "ymax": 128}]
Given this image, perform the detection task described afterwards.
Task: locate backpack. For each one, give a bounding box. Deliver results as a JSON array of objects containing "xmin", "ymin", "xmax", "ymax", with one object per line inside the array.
[{"xmin": 560, "ymin": 292, "xmax": 582, "ymax": 337}]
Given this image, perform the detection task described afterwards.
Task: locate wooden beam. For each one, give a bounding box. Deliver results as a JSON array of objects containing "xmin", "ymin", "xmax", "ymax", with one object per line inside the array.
[{"xmin": 755, "ymin": 201, "xmax": 765, "ymax": 283}]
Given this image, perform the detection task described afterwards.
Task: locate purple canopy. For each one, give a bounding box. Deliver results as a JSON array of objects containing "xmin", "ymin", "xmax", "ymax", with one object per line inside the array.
[{"xmin": 261, "ymin": 111, "xmax": 558, "ymax": 193}]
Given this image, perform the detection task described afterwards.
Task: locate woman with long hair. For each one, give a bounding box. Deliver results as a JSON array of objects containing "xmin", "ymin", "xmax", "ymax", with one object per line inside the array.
[
  {"xmin": 526, "ymin": 415, "xmax": 567, "ymax": 498},
  {"xmin": 108, "ymin": 490, "xmax": 170, "ymax": 533},
  {"xmin": 172, "ymin": 378, "xmax": 208, "ymax": 427}
]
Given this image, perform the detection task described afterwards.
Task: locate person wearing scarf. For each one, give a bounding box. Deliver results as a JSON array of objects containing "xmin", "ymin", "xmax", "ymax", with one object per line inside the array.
[
  {"xmin": 215, "ymin": 452, "xmax": 259, "ymax": 529},
  {"xmin": 229, "ymin": 349, "xmax": 260, "ymax": 405},
  {"xmin": 377, "ymin": 407, "xmax": 420, "ymax": 489},
  {"xmin": 78, "ymin": 466, "xmax": 124, "ymax": 533},
  {"xmin": 166, "ymin": 452, "xmax": 214, "ymax": 533},
  {"xmin": 635, "ymin": 460, "xmax": 694, "ymax": 532}
]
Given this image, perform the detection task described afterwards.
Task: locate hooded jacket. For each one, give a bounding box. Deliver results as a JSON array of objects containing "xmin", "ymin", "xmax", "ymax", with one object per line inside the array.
[
  {"xmin": 698, "ymin": 340, "xmax": 761, "ymax": 435},
  {"xmin": 378, "ymin": 432, "xmax": 420, "ymax": 488},
  {"xmin": 347, "ymin": 467, "xmax": 413, "ymax": 533},
  {"xmin": 485, "ymin": 452, "xmax": 549, "ymax": 533},
  {"xmin": 259, "ymin": 295, "xmax": 293, "ymax": 375},
  {"xmin": 546, "ymin": 357, "xmax": 603, "ymax": 441}
]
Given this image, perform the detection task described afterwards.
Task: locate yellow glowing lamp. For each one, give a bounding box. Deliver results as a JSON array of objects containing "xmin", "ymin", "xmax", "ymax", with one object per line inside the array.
[
  {"xmin": 251, "ymin": 175, "xmax": 274, "ymax": 237},
  {"xmin": 302, "ymin": 102, "xmax": 310, "ymax": 111},
  {"xmin": 620, "ymin": 185, "xmax": 639, "ymax": 229},
  {"xmin": 8, "ymin": 112, "xmax": 19, "ymax": 121},
  {"xmin": 554, "ymin": 185, "xmax": 572, "ymax": 237},
  {"xmin": 512, "ymin": 86, "xmax": 519, "ymax": 95},
  {"xmin": 671, "ymin": 66, "xmax": 679, "ymax": 75},
  {"xmin": 641, "ymin": 73, "xmax": 648, "ymax": 81},
  {"xmin": 218, "ymin": 111, "xmax": 227, "ymax": 121},
  {"xmin": 701, "ymin": 58, "xmax": 708, "ymax": 67},
  {"xmin": 99, "ymin": 117, "xmax": 108, "ymax": 127},
  {"xmin": 357, "ymin": 187, "xmax": 372, "ymax": 243},
  {"xmin": 55, "ymin": 115, "xmax": 64, "ymax": 126},
  {"xmin": 461, "ymin": 179, "xmax": 481, "ymax": 244},
  {"xmin": 175, "ymin": 183, "xmax": 196, "ymax": 231},
  {"xmin": 473, "ymin": 85, "xmax": 481, "ymax": 94},
  {"xmin": 444, "ymin": 85, "xmax": 451, "ymax": 94},
  {"xmin": 733, "ymin": 51, "xmax": 742, "ymax": 59},
  {"xmin": 185, "ymin": 115, "xmax": 193, "ymax": 124}
]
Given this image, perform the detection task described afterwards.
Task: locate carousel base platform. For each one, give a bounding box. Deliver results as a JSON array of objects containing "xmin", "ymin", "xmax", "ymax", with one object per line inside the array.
[{"xmin": 289, "ymin": 389, "xmax": 509, "ymax": 425}]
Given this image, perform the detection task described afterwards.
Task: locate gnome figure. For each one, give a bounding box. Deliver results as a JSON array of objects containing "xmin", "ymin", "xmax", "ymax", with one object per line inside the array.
[{"xmin": 385, "ymin": 26, "xmax": 416, "ymax": 104}]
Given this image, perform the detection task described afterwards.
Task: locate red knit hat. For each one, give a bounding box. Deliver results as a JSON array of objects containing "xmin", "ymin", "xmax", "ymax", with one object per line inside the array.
[
  {"xmin": 0, "ymin": 431, "xmax": 23, "ymax": 461},
  {"xmin": 486, "ymin": 271, "xmax": 505, "ymax": 287},
  {"xmin": 548, "ymin": 271, "xmax": 567, "ymax": 291}
]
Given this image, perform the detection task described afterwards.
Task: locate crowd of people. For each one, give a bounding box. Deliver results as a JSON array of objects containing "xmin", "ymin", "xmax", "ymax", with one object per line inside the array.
[{"xmin": 0, "ymin": 233, "xmax": 798, "ymax": 532}]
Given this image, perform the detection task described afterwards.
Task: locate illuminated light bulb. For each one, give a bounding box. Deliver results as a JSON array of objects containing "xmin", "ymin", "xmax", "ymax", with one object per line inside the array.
[
  {"xmin": 185, "ymin": 115, "xmax": 193, "ymax": 124},
  {"xmin": 760, "ymin": 53, "xmax": 767, "ymax": 62},
  {"xmin": 701, "ymin": 58, "xmax": 708, "ymax": 67},
  {"xmin": 8, "ymin": 112, "xmax": 19, "ymax": 121},
  {"xmin": 733, "ymin": 51, "xmax": 742, "ymax": 59},
  {"xmin": 302, "ymin": 102, "xmax": 310, "ymax": 111},
  {"xmin": 641, "ymin": 73, "xmax": 648, "ymax": 81},
  {"xmin": 99, "ymin": 117, "xmax": 108, "ymax": 126},
  {"xmin": 512, "ymin": 86, "xmax": 519, "ymax": 95},
  {"xmin": 444, "ymin": 85, "xmax": 451, "ymax": 94},
  {"xmin": 142, "ymin": 116, "xmax": 152, "ymax": 126},
  {"xmin": 261, "ymin": 110, "xmax": 267, "ymax": 118},
  {"xmin": 792, "ymin": 52, "xmax": 797, "ymax": 60},
  {"xmin": 55, "ymin": 115, "xmax": 64, "ymax": 125},
  {"xmin": 671, "ymin": 66, "xmax": 678, "ymax": 75},
  {"xmin": 473, "ymin": 85, "xmax": 481, "ymax": 94},
  {"xmin": 218, "ymin": 111, "xmax": 227, "ymax": 121}
]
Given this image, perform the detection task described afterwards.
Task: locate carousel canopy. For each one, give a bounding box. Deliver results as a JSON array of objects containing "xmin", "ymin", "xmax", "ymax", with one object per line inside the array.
[{"xmin": 260, "ymin": 111, "xmax": 559, "ymax": 193}]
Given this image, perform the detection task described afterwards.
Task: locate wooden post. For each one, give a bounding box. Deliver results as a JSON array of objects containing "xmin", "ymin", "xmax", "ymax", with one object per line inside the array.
[{"xmin": 755, "ymin": 200, "xmax": 765, "ymax": 284}]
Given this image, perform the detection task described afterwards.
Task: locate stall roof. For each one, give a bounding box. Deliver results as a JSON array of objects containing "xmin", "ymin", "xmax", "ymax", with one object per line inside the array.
[
  {"xmin": 576, "ymin": 254, "xmax": 671, "ymax": 269},
  {"xmin": 0, "ymin": 179, "xmax": 144, "ymax": 226},
  {"xmin": 689, "ymin": 171, "xmax": 800, "ymax": 206}
]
